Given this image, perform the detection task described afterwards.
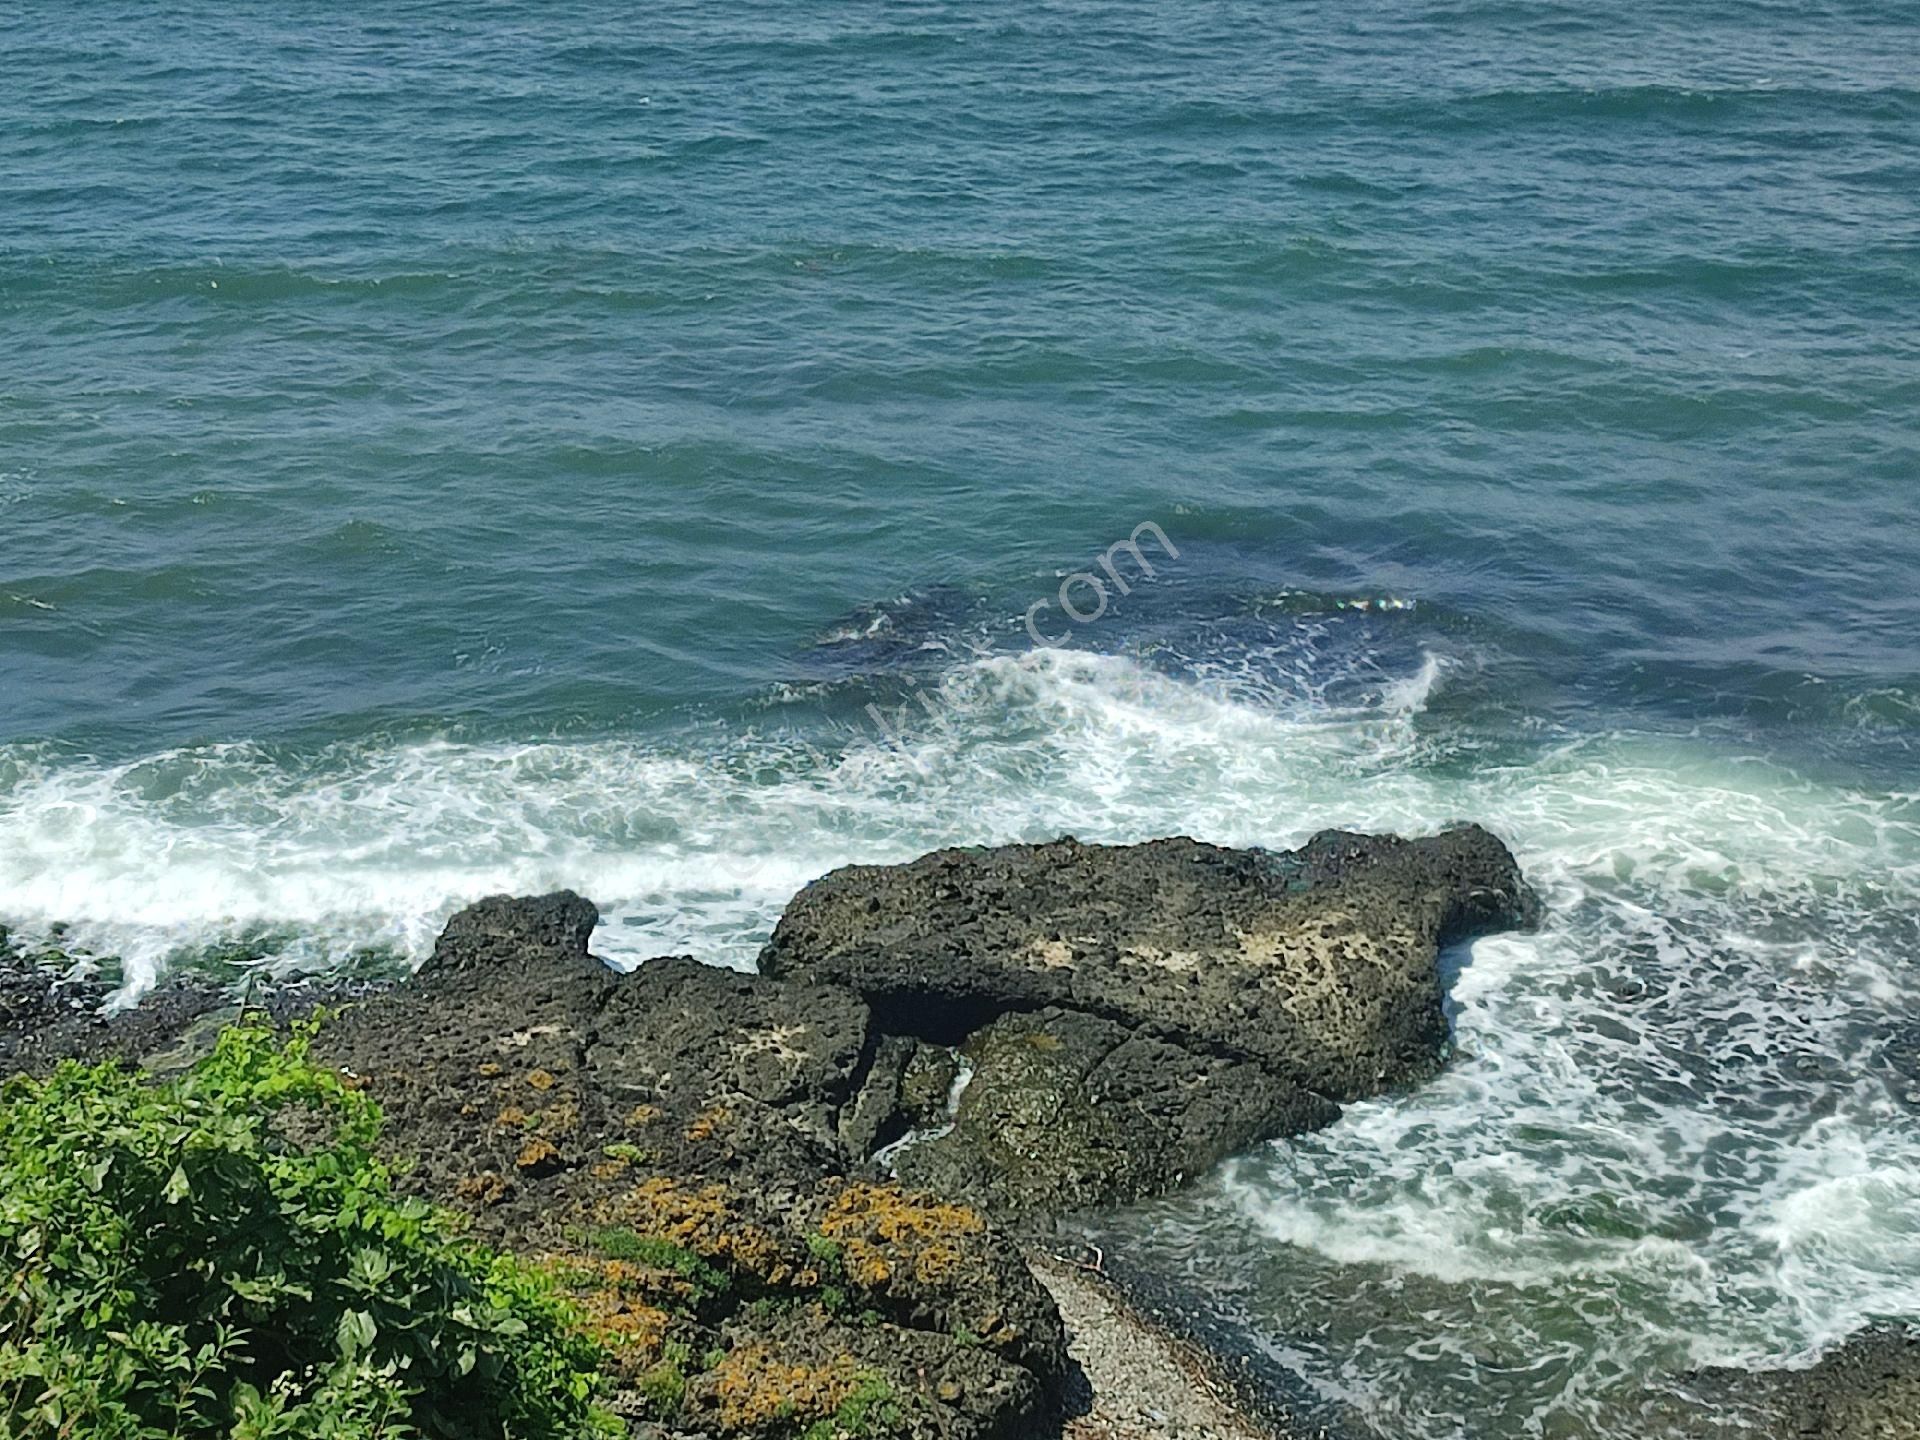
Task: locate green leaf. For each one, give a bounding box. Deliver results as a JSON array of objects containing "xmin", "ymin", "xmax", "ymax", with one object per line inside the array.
[{"xmin": 337, "ymin": 1306, "xmax": 377, "ymax": 1355}]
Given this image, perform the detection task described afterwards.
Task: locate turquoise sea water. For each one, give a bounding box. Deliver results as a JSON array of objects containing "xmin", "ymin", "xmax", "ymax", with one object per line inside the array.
[{"xmin": 3, "ymin": 4, "xmax": 1918, "ymax": 1436}]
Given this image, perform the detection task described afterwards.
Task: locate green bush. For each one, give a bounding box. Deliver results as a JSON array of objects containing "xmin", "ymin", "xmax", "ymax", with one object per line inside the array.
[{"xmin": 0, "ymin": 1021, "xmax": 620, "ymax": 1439}]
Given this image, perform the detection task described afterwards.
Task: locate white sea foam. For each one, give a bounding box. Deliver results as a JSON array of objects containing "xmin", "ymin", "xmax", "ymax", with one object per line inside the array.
[
  {"xmin": 0, "ymin": 646, "xmax": 1464, "ymax": 988},
  {"xmin": 0, "ymin": 647, "xmax": 1912, "ymax": 990}
]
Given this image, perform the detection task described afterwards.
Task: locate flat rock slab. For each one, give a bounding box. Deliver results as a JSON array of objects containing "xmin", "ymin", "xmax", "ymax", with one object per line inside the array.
[
  {"xmin": 763, "ymin": 826, "xmax": 1538, "ymax": 1214},
  {"xmin": 762, "ymin": 826, "xmax": 1536, "ymax": 1096}
]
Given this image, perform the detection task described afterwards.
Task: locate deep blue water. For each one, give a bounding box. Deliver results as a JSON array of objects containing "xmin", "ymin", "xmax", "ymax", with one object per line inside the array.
[{"xmin": 2, "ymin": 4, "xmax": 1917, "ymax": 1436}]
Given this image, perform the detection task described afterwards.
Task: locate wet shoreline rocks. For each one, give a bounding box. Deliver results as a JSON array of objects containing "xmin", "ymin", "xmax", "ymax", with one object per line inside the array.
[
  {"xmin": 36, "ymin": 825, "xmax": 1918, "ymax": 1439},
  {"xmin": 6, "ymin": 825, "xmax": 1914, "ymax": 1438},
  {"xmin": 4, "ymin": 893, "xmax": 1068, "ymax": 1440},
  {"xmin": 1696, "ymin": 1326, "xmax": 1920, "ymax": 1440},
  {"xmin": 763, "ymin": 827, "xmax": 1539, "ymax": 1215}
]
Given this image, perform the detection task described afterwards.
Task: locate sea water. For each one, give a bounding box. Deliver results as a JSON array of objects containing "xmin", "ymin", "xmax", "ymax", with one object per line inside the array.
[{"xmin": 3, "ymin": 4, "xmax": 1917, "ymax": 1436}]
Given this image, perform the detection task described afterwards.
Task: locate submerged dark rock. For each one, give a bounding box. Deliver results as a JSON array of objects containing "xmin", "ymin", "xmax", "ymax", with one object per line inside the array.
[
  {"xmin": 762, "ymin": 824, "xmax": 1537, "ymax": 1214},
  {"xmin": 1699, "ymin": 1326, "xmax": 1920, "ymax": 1440}
]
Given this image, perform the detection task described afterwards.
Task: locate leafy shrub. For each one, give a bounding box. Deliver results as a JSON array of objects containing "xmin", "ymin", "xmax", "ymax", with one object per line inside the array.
[{"xmin": 0, "ymin": 1021, "xmax": 619, "ymax": 1439}]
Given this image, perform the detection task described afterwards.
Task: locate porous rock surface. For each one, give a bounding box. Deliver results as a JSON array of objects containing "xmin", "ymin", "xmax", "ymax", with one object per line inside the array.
[
  {"xmin": 311, "ymin": 893, "xmax": 1066, "ymax": 1439},
  {"xmin": 763, "ymin": 825, "xmax": 1539, "ymax": 1215},
  {"xmin": 893, "ymin": 1007, "xmax": 1335, "ymax": 1219},
  {"xmin": 1, "ymin": 900, "xmax": 1063, "ymax": 1440},
  {"xmin": 1700, "ymin": 1326, "xmax": 1920, "ymax": 1440}
]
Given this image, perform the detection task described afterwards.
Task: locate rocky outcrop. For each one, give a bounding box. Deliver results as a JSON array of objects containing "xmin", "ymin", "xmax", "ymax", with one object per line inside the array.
[
  {"xmin": 0, "ymin": 825, "xmax": 1543, "ymax": 1438},
  {"xmin": 762, "ymin": 826, "xmax": 1537, "ymax": 1214},
  {"xmin": 0, "ymin": 938, "xmax": 362, "ymax": 1078},
  {"xmin": 892, "ymin": 1007, "xmax": 1336, "ymax": 1218},
  {"xmin": 0, "ymin": 897, "xmax": 1067, "ymax": 1440},
  {"xmin": 308, "ymin": 893, "xmax": 1067, "ymax": 1440}
]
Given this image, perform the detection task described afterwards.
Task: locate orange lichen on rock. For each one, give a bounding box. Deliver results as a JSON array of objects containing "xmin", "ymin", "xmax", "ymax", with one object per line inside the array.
[
  {"xmin": 684, "ymin": 1105, "xmax": 732, "ymax": 1142},
  {"xmin": 626, "ymin": 1103, "xmax": 662, "ymax": 1128},
  {"xmin": 530, "ymin": 1249, "xmax": 678, "ymax": 1375},
  {"xmin": 526, "ymin": 1068, "xmax": 558, "ymax": 1091},
  {"xmin": 570, "ymin": 1289, "xmax": 673, "ymax": 1370},
  {"xmin": 516, "ymin": 1136, "xmax": 562, "ymax": 1172},
  {"xmin": 707, "ymin": 1345, "xmax": 862, "ymax": 1432},
  {"xmin": 595, "ymin": 1177, "xmax": 810, "ymax": 1288},
  {"xmin": 454, "ymin": 1170, "xmax": 512, "ymax": 1206},
  {"xmin": 817, "ymin": 1182, "xmax": 985, "ymax": 1288},
  {"xmin": 495, "ymin": 1104, "xmax": 530, "ymax": 1128}
]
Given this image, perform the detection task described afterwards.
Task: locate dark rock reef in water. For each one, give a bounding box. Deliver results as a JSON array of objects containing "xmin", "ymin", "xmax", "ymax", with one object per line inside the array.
[
  {"xmin": 7, "ymin": 828, "xmax": 1912, "ymax": 1440},
  {"xmin": 0, "ymin": 922, "xmax": 382, "ymax": 1077},
  {"xmin": 762, "ymin": 826, "xmax": 1539, "ymax": 1215}
]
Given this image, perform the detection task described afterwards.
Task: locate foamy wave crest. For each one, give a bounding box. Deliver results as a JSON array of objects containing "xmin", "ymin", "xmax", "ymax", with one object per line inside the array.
[
  {"xmin": 1, "ymin": 648, "xmax": 1914, "ymax": 998},
  {"xmin": 0, "ymin": 646, "xmax": 1453, "ymax": 991},
  {"xmin": 1113, "ymin": 727, "xmax": 1920, "ymax": 1435}
]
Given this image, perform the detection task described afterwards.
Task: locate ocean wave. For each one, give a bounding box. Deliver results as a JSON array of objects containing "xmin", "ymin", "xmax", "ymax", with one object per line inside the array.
[{"xmin": 1, "ymin": 643, "xmax": 1912, "ymax": 986}]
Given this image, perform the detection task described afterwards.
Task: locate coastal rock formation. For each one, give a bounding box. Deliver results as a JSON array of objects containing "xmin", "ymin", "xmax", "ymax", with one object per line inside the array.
[
  {"xmin": 0, "ymin": 826, "xmax": 1543, "ymax": 1438},
  {"xmin": 892, "ymin": 1006, "xmax": 1336, "ymax": 1218},
  {"xmin": 763, "ymin": 825, "xmax": 1538, "ymax": 1213},
  {"xmin": 309, "ymin": 892, "xmax": 1067, "ymax": 1438},
  {"xmin": 0, "ymin": 929, "xmax": 337, "ymax": 1078},
  {"xmin": 0, "ymin": 899, "xmax": 1066, "ymax": 1440}
]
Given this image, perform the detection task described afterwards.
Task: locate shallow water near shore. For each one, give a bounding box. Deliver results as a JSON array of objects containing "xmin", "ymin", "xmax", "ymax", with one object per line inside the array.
[{"xmin": 4, "ymin": 2, "xmax": 1919, "ymax": 1435}]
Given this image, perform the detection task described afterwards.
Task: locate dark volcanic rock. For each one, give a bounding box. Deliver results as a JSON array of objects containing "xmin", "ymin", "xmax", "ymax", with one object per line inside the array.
[
  {"xmin": 762, "ymin": 825, "xmax": 1536, "ymax": 1214},
  {"xmin": 592, "ymin": 954, "xmax": 879, "ymax": 1182},
  {"xmin": 429, "ymin": 889, "xmax": 604, "ymax": 980},
  {"xmin": 695, "ymin": 1305, "xmax": 1044, "ymax": 1440},
  {"xmin": 303, "ymin": 891, "xmax": 1068, "ymax": 1440},
  {"xmin": 895, "ymin": 1008, "xmax": 1336, "ymax": 1216},
  {"xmin": 0, "ymin": 953, "xmax": 364, "ymax": 1078},
  {"xmin": 761, "ymin": 826, "xmax": 1535, "ymax": 1094},
  {"xmin": 899, "ymin": 1042, "xmax": 963, "ymax": 1128},
  {"xmin": 311, "ymin": 896, "xmax": 918, "ymax": 1214},
  {"xmin": 1702, "ymin": 1327, "xmax": 1920, "ymax": 1440},
  {"xmin": 1, "ymin": 827, "xmax": 1542, "ymax": 1436}
]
